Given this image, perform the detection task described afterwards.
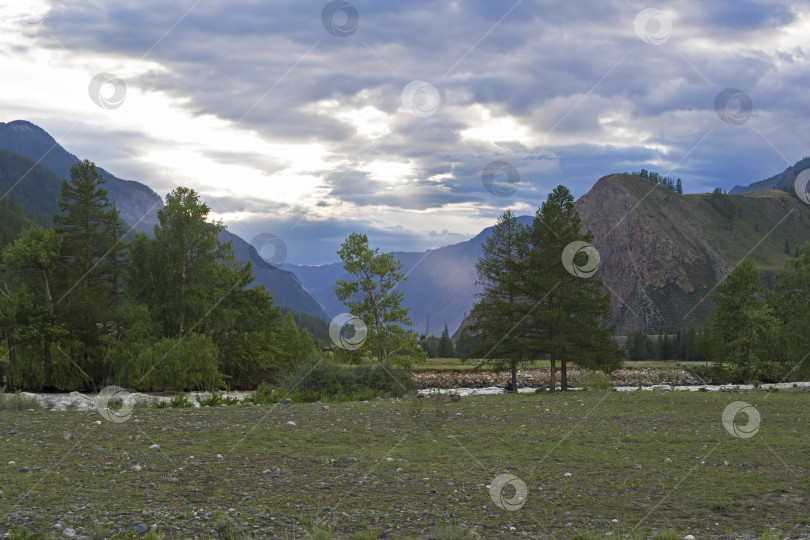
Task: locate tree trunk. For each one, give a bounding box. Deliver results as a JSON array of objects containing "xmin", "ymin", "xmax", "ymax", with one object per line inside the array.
[
  {"xmin": 561, "ymin": 358, "xmax": 568, "ymax": 391},
  {"xmin": 511, "ymin": 361, "xmax": 518, "ymax": 393},
  {"xmin": 549, "ymin": 357, "xmax": 556, "ymax": 393},
  {"xmin": 6, "ymin": 333, "xmax": 15, "ymax": 385},
  {"xmin": 43, "ymin": 267, "xmax": 54, "ymax": 389}
]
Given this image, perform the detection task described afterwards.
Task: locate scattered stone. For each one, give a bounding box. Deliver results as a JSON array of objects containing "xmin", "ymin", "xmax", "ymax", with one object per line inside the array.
[
  {"xmin": 385, "ymin": 457, "xmax": 394, "ymax": 462},
  {"xmin": 282, "ymin": 398, "xmax": 293, "ymax": 405},
  {"xmin": 62, "ymin": 527, "xmax": 76, "ymax": 538},
  {"xmin": 148, "ymin": 444, "xmax": 160, "ymax": 449},
  {"xmin": 216, "ymin": 454, "xmax": 224, "ymax": 459},
  {"xmin": 62, "ymin": 431, "xmax": 73, "ymax": 440},
  {"xmin": 286, "ymin": 421, "xmax": 296, "ymax": 426},
  {"xmin": 684, "ymin": 536, "xmax": 695, "ymax": 540},
  {"xmin": 563, "ymin": 472, "xmax": 572, "ymax": 477},
  {"xmin": 147, "ymin": 483, "xmax": 156, "ymax": 489},
  {"xmin": 134, "ymin": 523, "xmax": 149, "ymax": 535},
  {"xmin": 698, "ymin": 387, "xmax": 708, "ymax": 392},
  {"xmin": 341, "ymin": 457, "xmax": 358, "ymax": 464},
  {"xmin": 322, "ymin": 405, "xmax": 330, "ymax": 410},
  {"xmin": 19, "ymin": 466, "xmax": 29, "ymax": 473},
  {"xmin": 449, "ymin": 394, "xmax": 461, "ymax": 402},
  {"xmin": 664, "ymin": 458, "xmax": 672, "ymax": 463},
  {"xmin": 130, "ymin": 464, "xmax": 142, "ymax": 472},
  {"xmin": 7, "ymin": 430, "xmax": 17, "ymax": 435}
]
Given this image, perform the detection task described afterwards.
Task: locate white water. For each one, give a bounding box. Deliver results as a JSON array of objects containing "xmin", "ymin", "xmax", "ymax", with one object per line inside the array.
[
  {"xmin": 8, "ymin": 381, "xmax": 810, "ymax": 411},
  {"xmin": 417, "ymin": 381, "xmax": 810, "ymax": 397}
]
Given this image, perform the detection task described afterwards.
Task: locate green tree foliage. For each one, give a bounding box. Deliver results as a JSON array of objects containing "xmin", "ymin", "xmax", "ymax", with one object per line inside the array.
[
  {"xmin": 334, "ymin": 232, "xmax": 424, "ymax": 369},
  {"xmin": 699, "ymin": 259, "xmax": 779, "ymax": 381},
  {"xmin": 1, "ymin": 174, "xmax": 322, "ymax": 391},
  {"xmin": 465, "ymin": 210, "xmax": 532, "ymax": 391},
  {"xmin": 1, "ymin": 226, "xmax": 64, "ymax": 388},
  {"xmin": 708, "ymin": 188, "xmax": 736, "ymax": 221},
  {"xmin": 766, "ymin": 241, "xmax": 810, "ymax": 380},
  {"xmin": 127, "ymin": 187, "xmax": 243, "ymax": 337},
  {"xmin": 438, "ymin": 325, "xmax": 455, "ymax": 358},
  {"xmin": 524, "ymin": 186, "xmax": 623, "ymax": 390},
  {"xmin": 467, "ymin": 194, "xmax": 622, "ymax": 392},
  {"xmin": 625, "ymin": 330, "xmax": 654, "ymax": 361},
  {"xmin": 53, "ymin": 160, "xmax": 125, "ymax": 387}
]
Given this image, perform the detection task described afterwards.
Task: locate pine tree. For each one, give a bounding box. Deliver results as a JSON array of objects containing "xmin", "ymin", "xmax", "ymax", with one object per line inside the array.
[
  {"xmin": 524, "ymin": 186, "xmax": 623, "ymax": 391},
  {"xmin": 438, "ymin": 325, "xmax": 455, "ymax": 358},
  {"xmin": 53, "ymin": 160, "xmax": 125, "ymax": 387},
  {"xmin": 465, "ymin": 210, "xmax": 531, "ymax": 392},
  {"xmin": 676, "ymin": 178, "xmax": 683, "ymax": 194}
]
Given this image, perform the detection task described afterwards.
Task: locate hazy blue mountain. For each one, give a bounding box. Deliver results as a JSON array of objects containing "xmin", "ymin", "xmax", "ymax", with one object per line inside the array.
[
  {"xmin": 0, "ymin": 120, "xmax": 162, "ymax": 233},
  {"xmin": 730, "ymin": 156, "xmax": 810, "ymax": 194},
  {"xmin": 282, "ymin": 216, "xmax": 534, "ymax": 336}
]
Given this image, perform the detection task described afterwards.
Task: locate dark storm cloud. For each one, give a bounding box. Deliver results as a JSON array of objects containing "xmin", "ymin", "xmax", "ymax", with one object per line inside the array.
[{"xmin": 24, "ymin": 0, "xmax": 810, "ymax": 262}]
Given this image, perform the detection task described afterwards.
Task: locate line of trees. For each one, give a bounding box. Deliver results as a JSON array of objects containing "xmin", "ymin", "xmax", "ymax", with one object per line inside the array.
[
  {"xmin": 697, "ymin": 250, "xmax": 810, "ymax": 383},
  {"xmin": 463, "ymin": 185, "xmax": 623, "ymax": 392},
  {"xmin": 625, "ymin": 327, "xmax": 703, "ymax": 361},
  {"xmin": 627, "ymin": 169, "xmax": 683, "ymax": 194},
  {"xmin": 0, "ymin": 161, "xmax": 315, "ymax": 391}
]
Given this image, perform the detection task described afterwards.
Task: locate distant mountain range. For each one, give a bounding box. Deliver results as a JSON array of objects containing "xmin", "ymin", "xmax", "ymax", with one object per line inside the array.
[
  {"xmin": 3, "ymin": 119, "xmax": 808, "ymax": 337},
  {"xmin": 0, "ymin": 120, "xmax": 327, "ymax": 320},
  {"xmin": 288, "ymin": 166, "xmax": 810, "ymax": 337}
]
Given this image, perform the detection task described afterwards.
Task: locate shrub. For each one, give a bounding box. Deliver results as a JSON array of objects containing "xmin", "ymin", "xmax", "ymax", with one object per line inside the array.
[
  {"xmin": 281, "ymin": 358, "xmax": 415, "ymax": 399},
  {"xmin": 0, "ymin": 389, "xmax": 46, "ymax": 411},
  {"xmin": 249, "ymin": 358, "xmax": 416, "ymax": 404},
  {"xmin": 196, "ymin": 392, "xmax": 240, "ymax": 407},
  {"xmin": 581, "ymin": 370, "xmax": 612, "ymax": 391}
]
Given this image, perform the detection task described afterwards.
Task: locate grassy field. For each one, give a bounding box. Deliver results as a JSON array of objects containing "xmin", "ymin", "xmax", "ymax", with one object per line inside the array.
[
  {"xmin": 1, "ymin": 389, "xmax": 808, "ymax": 539},
  {"xmin": 417, "ymin": 358, "xmax": 708, "ymax": 371}
]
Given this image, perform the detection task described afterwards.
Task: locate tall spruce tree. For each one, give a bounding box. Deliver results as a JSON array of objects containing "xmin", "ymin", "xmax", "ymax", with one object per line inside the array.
[
  {"xmin": 524, "ymin": 186, "xmax": 622, "ymax": 391},
  {"xmin": 438, "ymin": 324, "xmax": 455, "ymax": 358},
  {"xmin": 465, "ymin": 210, "xmax": 531, "ymax": 392},
  {"xmin": 53, "ymin": 160, "xmax": 125, "ymax": 387}
]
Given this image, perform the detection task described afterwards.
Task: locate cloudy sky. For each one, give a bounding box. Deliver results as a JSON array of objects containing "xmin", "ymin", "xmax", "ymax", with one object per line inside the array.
[{"xmin": 1, "ymin": 0, "xmax": 809, "ymax": 264}]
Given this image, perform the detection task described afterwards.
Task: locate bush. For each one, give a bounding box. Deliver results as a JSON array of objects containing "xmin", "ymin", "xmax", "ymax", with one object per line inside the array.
[
  {"xmin": 282, "ymin": 358, "xmax": 415, "ymax": 398},
  {"xmin": 196, "ymin": 392, "xmax": 240, "ymax": 407},
  {"xmin": 249, "ymin": 358, "xmax": 416, "ymax": 404},
  {"xmin": 0, "ymin": 389, "xmax": 48, "ymax": 411},
  {"xmin": 581, "ymin": 370, "xmax": 612, "ymax": 391}
]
